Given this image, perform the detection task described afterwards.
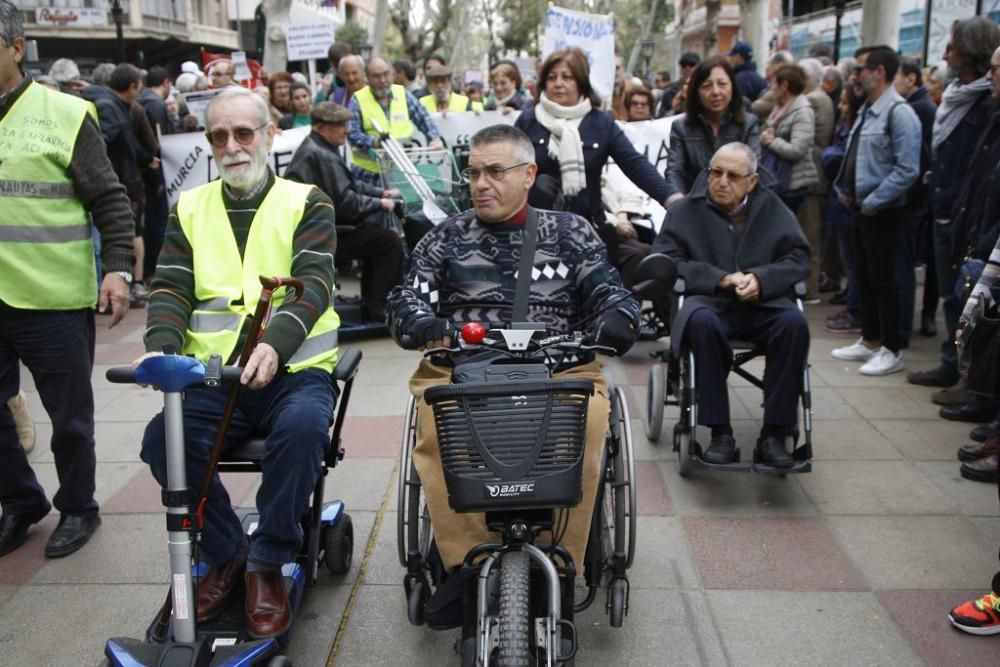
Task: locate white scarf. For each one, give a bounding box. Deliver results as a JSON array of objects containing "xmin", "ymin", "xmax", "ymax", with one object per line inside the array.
[
  {"xmin": 533, "ymin": 92, "xmax": 593, "ymax": 197},
  {"xmin": 933, "ymin": 76, "xmax": 992, "ymax": 153}
]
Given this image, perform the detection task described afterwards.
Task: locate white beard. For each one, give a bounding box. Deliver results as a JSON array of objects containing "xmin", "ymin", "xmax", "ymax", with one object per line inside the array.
[{"xmin": 220, "ymin": 148, "xmax": 267, "ymax": 192}]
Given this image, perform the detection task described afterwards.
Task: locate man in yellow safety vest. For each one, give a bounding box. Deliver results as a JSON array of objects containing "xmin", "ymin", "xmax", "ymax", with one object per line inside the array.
[
  {"xmin": 135, "ymin": 86, "xmax": 340, "ymax": 639},
  {"xmin": 0, "ymin": 0, "xmax": 134, "ymax": 561},
  {"xmin": 419, "ymin": 64, "xmax": 484, "ymax": 114}
]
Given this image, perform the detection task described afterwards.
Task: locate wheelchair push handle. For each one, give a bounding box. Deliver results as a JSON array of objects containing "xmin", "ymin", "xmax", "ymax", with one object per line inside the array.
[{"xmin": 105, "ymin": 353, "xmax": 244, "ymax": 390}]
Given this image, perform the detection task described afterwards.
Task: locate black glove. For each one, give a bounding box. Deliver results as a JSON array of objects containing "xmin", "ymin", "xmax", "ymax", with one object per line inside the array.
[
  {"xmin": 591, "ymin": 310, "xmax": 637, "ymax": 356},
  {"xmin": 411, "ymin": 317, "xmax": 454, "ymax": 349}
]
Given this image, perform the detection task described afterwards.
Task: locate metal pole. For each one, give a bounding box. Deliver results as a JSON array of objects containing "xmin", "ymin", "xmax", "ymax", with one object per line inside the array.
[
  {"xmin": 834, "ymin": 1, "xmax": 845, "ymax": 64},
  {"xmin": 112, "ymin": 0, "xmax": 126, "ymax": 63}
]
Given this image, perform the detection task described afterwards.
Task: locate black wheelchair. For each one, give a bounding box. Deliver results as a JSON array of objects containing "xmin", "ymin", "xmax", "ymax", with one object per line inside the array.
[
  {"xmin": 644, "ymin": 279, "xmax": 814, "ymax": 477},
  {"xmin": 396, "ymin": 326, "xmax": 637, "ymax": 665}
]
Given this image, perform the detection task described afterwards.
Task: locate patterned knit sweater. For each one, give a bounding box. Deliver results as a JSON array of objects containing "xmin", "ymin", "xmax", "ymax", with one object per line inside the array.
[
  {"xmin": 144, "ymin": 171, "xmax": 338, "ymax": 365},
  {"xmin": 387, "ymin": 208, "xmax": 640, "ymax": 343}
]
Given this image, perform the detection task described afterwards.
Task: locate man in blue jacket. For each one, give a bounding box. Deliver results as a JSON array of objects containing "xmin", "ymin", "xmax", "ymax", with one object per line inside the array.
[
  {"xmin": 831, "ymin": 46, "xmax": 921, "ymax": 377},
  {"xmin": 727, "ymin": 41, "xmax": 767, "ymax": 103}
]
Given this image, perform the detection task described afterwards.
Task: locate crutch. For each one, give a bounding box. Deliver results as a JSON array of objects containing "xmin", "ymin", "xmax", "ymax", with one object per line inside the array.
[{"xmin": 370, "ymin": 118, "xmax": 449, "ymax": 224}]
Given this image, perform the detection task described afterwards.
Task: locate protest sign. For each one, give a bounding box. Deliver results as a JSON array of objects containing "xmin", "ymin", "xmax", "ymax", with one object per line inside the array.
[
  {"xmin": 179, "ymin": 89, "xmax": 222, "ymax": 129},
  {"xmin": 541, "ymin": 6, "xmax": 615, "ymax": 98},
  {"xmin": 420, "ymin": 110, "xmax": 518, "ymax": 148},
  {"xmin": 287, "ymin": 22, "xmax": 335, "ymax": 62},
  {"xmin": 231, "ymin": 51, "xmax": 253, "ymax": 83},
  {"xmin": 604, "ymin": 116, "xmax": 680, "ymax": 233}
]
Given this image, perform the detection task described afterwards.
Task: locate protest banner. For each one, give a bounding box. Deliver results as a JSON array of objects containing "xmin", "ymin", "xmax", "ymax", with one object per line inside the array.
[
  {"xmin": 421, "ymin": 110, "xmax": 518, "ymax": 148},
  {"xmin": 287, "ymin": 22, "xmax": 335, "ymax": 62},
  {"xmin": 179, "ymin": 89, "xmax": 222, "ymax": 129},
  {"xmin": 541, "ymin": 6, "xmax": 615, "ymax": 98},
  {"xmin": 604, "ymin": 115, "xmax": 680, "ymax": 233}
]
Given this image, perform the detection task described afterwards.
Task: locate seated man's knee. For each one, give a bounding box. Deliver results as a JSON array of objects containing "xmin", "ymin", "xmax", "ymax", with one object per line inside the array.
[
  {"xmin": 773, "ymin": 308, "xmax": 809, "ymax": 337},
  {"xmin": 687, "ymin": 307, "xmax": 724, "ymax": 334}
]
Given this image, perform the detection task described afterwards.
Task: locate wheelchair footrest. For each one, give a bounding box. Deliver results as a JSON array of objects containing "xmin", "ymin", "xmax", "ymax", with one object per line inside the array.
[
  {"xmin": 689, "ymin": 456, "xmax": 753, "ymax": 473},
  {"xmin": 752, "ymin": 460, "xmax": 812, "ymax": 475}
]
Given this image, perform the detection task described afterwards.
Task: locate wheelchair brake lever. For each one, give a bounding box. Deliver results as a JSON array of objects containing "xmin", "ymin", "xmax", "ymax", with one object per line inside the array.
[{"xmin": 204, "ymin": 354, "xmax": 223, "ymax": 387}]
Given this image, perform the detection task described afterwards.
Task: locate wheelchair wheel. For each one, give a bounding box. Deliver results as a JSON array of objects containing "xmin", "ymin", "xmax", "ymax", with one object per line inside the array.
[
  {"xmin": 675, "ymin": 425, "xmax": 692, "ymax": 477},
  {"xmin": 608, "ymin": 578, "xmax": 627, "ymax": 628},
  {"xmin": 498, "ymin": 550, "xmax": 531, "ymax": 667},
  {"xmin": 397, "ymin": 395, "xmax": 419, "ymax": 566},
  {"xmin": 644, "ymin": 364, "xmax": 665, "ymax": 442},
  {"xmin": 611, "ymin": 386, "xmax": 638, "ymax": 570},
  {"xmin": 323, "ymin": 513, "xmax": 353, "ymax": 574}
]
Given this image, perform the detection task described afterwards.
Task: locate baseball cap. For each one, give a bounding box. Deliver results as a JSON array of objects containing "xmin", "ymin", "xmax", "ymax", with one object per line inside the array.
[
  {"xmin": 727, "ymin": 41, "xmax": 753, "ymax": 59},
  {"xmin": 678, "ymin": 51, "xmax": 701, "ymax": 67}
]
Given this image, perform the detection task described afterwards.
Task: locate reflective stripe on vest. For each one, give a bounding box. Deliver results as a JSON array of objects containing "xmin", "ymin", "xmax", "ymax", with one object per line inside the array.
[
  {"xmin": 419, "ymin": 92, "xmax": 480, "ymax": 114},
  {"xmin": 353, "ymin": 84, "xmax": 415, "ymax": 174},
  {"xmin": 0, "ymin": 81, "xmax": 100, "ymax": 310},
  {"xmin": 176, "ymin": 177, "xmax": 340, "ymax": 373}
]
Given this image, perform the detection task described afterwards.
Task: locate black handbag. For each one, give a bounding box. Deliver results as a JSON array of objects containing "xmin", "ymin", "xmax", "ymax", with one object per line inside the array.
[{"xmin": 958, "ymin": 294, "xmax": 1000, "ymax": 397}]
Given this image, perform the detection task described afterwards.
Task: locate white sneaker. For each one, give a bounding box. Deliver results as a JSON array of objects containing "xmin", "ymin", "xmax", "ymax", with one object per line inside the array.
[
  {"xmin": 831, "ymin": 338, "xmax": 877, "ymax": 362},
  {"xmin": 859, "ymin": 347, "xmax": 904, "ymax": 376}
]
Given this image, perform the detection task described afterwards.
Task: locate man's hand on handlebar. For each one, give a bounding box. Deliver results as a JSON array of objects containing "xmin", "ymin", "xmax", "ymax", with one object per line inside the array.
[
  {"xmin": 130, "ymin": 351, "xmax": 163, "ymax": 388},
  {"xmin": 412, "ymin": 317, "xmax": 454, "ymax": 351},
  {"xmin": 242, "ymin": 343, "xmax": 279, "ymax": 389},
  {"xmin": 591, "ymin": 311, "xmax": 637, "ymax": 356}
]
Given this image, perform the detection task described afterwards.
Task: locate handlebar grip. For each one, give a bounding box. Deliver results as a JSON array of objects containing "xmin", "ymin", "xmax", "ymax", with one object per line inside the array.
[
  {"xmin": 399, "ymin": 334, "xmax": 417, "ymax": 350},
  {"xmin": 221, "ymin": 367, "xmax": 244, "ymax": 383},
  {"xmin": 105, "ymin": 367, "xmax": 137, "ymax": 384}
]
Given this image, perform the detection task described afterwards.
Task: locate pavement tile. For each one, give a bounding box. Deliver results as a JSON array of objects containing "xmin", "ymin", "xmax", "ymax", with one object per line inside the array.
[
  {"xmin": 0, "ymin": 583, "xmax": 166, "ymax": 666},
  {"xmin": 341, "ymin": 415, "xmax": 405, "ymax": 459},
  {"xmin": 331, "ymin": 584, "xmax": 460, "ymax": 666},
  {"xmin": 808, "ymin": 419, "xmax": 901, "ymax": 460},
  {"xmin": 872, "ymin": 418, "xmax": 978, "ymax": 461},
  {"xmin": 840, "ymin": 387, "xmax": 937, "ymax": 420},
  {"xmin": 348, "ymin": 511, "xmax": 400, "ymax": 587},
  {"xmin": 94, "ymin": 341, "xmax": 147, "ymax": 365},
  {"xmin": 285, "ymin": 583, "xmax": 353, "ymax": 666},
  {"xmin": 574, "ymin": 588, "xmax": 728, "ymax": 666},
  {"xmin": 341, "ymin": 379, "xmax": 412, "ymax": 417},
  {"xmin": 30, "ymin": 420, "xmax": 148, "ymax": 464},
  {"xmin": 628, "ymin": 418, "xmax": 674, "ymax": 461},
  {"xmin": 635, "ymin": 460, "xmax": 671, "ymax": 516},
  {"xmin": 970, "ymin": 517, "xmax": 1000, "ymax": 545},
  {"xmin": 0, "ymin": 586, "xmax": 16, "ymax": 610},
  {"xmin": 0, "ymin": 515, "xmax": 58, "ymax": 586},
  {"xmin": 707, "ymin": 590, "xmax": 921, "ymax": 666},
  {"xmin": 799, "ymin": 460, "xmax": 955, "ymax": 515},
  {"xmin": 94, "ymin": 385, "xmax": 167, "ymax": 422},
  {"xmin": 30, "ymin": 460, "xmax": 146, "ymax": 508},
  {"xmin": 827, "ymin": 516, "xmax": 998, "ymax": 589},
  {"xmin": 323, "ymin": 457, "xmax": 396, "ymax": 512},
  {"xmin": 914, "ymin": 461, "xmax": 999, "ymax": 517},
  {"xmin": 877, "ymin": 589, "xmax": 1000, "ymax": 667},
  {"xmin": 627, "ymin": 516, "xmax": 701, "ymax": 591},
  {"xmin": 683, "ymin": 517, "xmax": 867, "ymax": 591},
  {"xmin": 102, "ymin": 469, "xmax": 258, "ymax": 514},
  {"xmin": 659, "ymin": 461, "xmax": 818, "ymax": 518}
]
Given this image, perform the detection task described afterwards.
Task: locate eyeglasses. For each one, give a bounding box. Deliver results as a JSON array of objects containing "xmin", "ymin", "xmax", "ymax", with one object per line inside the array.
[
  {"xmin": 708, "ymin": 166, "xmax": 752, "ymax": 181},
  {"xmin": 852, "ymin": 65, "xmax": 878, "ymax": 75},
  {"xmin": 461, "ymin": 162, "xmax": 530, "ymax": 183},
  {"xmin": 205, "ymin": 123, "xmax": 267, "ymax": 149}
]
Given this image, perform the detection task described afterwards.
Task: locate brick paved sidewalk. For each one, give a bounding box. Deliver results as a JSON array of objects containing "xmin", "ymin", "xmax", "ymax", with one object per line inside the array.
[{"xmin": 1, "ymin": 302, "xmax": 998, "ymax": 666}]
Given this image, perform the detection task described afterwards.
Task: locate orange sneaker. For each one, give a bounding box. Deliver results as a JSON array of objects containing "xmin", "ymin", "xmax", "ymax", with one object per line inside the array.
[{"xmin": 949, "ymin": 591, "xmax": 1000, "ymax": 635}]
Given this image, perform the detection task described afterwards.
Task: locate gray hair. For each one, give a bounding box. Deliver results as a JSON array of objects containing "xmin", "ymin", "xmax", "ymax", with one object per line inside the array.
[
  {"xmin": 0, "ymin": 0, "xmax": 23, "ymax": 47},
  {"xmin": 470, "ymin": 124, "xmax": 535, "ymax": 165},
  {"xmin": 769, "ymin": 50, "xmax": 795, "ymax": 67},
  {"xmin": 174, "ymin": 72, "xmax": 200, "ymax": 93},
  {"xmin": 822, "ymin": 65, "xmax": 843, "ymax": 88},
  {"xmin": 798, "ymin": 58, "xmax": 825, "ymax": 89},
  {"xmin": 837, "ymin": 56, "xmax": 857, "ymax": 81},
  {"xmin": 205, "ymin": 86, "xmax": 270, "ymax": 127},
  {"xmin": 340, "ymin": 54, "xmax": 365, "ymax": 73},
  {"xmin": 951, "ymin": 16, "xmax": 1000, "ymax": 79},
  {"xmin": 713, "ymin": 142, "xmax": 758, "ymax": 175},
  {"xmin": 91, "ymin": 62, "xmax": 115, "ymax": 87},
  {"xmin": 49, "ymin": 58, "xmax": 80, "ymax": 83}
]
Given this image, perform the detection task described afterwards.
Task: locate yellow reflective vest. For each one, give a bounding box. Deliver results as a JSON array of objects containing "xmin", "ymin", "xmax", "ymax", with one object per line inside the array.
[
  {"xmin": 175, "ymin": 177, "xmax": 340, "ymax": 373},
  {"xmin": 0, "ymin": 81, "xmax": 99, "ymax": 310},
  {"xmin": 419, "ymin": 92, "xmax": 483, "ymax": 115},
  {"xmin": 353, "ymin": 84, "xmax": 415, "ymax": 174}
]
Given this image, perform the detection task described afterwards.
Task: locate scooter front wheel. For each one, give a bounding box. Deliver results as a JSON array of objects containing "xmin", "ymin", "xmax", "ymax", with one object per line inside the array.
[{"xmin": 497, "ymin": 550, "xmax": 531, "ymax": 667}]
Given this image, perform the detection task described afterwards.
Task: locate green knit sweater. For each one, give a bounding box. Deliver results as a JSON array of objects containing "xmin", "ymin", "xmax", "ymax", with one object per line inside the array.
[{"xmin": 144, "ymin": 171, "xmax": 338, "ymax": 365}]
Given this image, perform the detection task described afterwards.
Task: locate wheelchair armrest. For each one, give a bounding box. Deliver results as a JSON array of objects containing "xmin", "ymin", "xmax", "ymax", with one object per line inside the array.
[
  {"xmin": 335, "ymin": 347, "xmax": 362, "ymax": 382},
  {"xmin": 793, "ymin": 281, "xmax": 807, "ymax": 298},
  {"xmin": 673, "ymin": 277, "xmax": 687, "ymax": 295}
]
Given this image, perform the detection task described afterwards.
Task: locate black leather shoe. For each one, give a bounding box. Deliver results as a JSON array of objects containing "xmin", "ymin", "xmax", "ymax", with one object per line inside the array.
[
  {"xmin": 702, "ymin": 434, "xmax": 736, "ymax": 464},
  {"xmin": 940, "ymin": 398, "xmax": 1000, "ymax": 423},
  {"xmin": 0, "ymin": 501, "xmax": 51, "ymax": 558},
  {"xmin": 758, "ymin": 436, "xmax": 794, "ymax": 468},
  {"xmin": 920, "ymin": 312, "xmax": 937, "ymax": 337},
  {"xmin": 44, "ymin": 513, "xmax": 101, "ymax": 558},
  {"xmin": 970, "ymin": 419, "xmax": 1000, "ymax": 442}
]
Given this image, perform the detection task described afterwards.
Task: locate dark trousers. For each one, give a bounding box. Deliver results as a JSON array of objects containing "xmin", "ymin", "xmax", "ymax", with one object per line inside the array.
[
  {"xmin": 143, "ymin": 183, "xmax": 169, "ymax": 279},
  {"xmin": 895, "ymin": 216, "xmax": 918, "ymax": 343},
  {"xmin": 0, "ymin": 305, "xmax": 97, "ymax": 515},
  {"xmin": 837, "ymin": 221, "xmax": 861, "ymax": 318},
  {"xmin": 337, "ymin": 223, "xmax": 404, "ymax": 309},
  {"xmin": 685, "ymin": 307, "xmax": 809, "ymax": 428},
  {"xmin": 617, "ymin": 238, "xmax": 651, "ymax": 289},
  {"xmin": 140, "ymin": 368, "xmax": 337, "ymax": 566},
  {"xmin": 933, "ymin": 220, "xmax": 961, "ymax": 377},
  {"xmin": 854, "ymin": 207, "xmax": 903, "ymax": 353}
]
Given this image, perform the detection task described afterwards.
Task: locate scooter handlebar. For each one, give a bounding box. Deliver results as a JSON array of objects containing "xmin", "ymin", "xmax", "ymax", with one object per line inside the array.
[{"xmin": 105, "ymin": 367, "xmax": 138, "ymax": 384}]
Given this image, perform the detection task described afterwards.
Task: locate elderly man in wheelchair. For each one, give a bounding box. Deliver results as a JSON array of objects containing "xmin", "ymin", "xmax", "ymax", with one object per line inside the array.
[
  {"xmin": 386, "ymin": 124, "xmax": 642, "ymax": 662},
  {"xmin": 651, "ymin": 142, "xmax": 811, "ymax": 470}
]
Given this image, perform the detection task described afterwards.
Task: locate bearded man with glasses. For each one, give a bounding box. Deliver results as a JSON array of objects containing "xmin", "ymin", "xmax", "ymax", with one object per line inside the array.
[
  {"xmin": 652, "ymin": 142, "xmax": 811, "ymax": 468},
  {"xmin": 135, "ymin": 86, "xmax": 341, "ymax": 638},
  {"xmin": 386, "ymin": 124, "xmax": 639, "ymax": 628}
]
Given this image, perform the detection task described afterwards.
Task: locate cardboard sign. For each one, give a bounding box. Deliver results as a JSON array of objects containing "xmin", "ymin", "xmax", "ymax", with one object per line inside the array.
[
  {"xmin": 287, "ymin": 22, "xmax": 335, "ymax": 62},
  {"xmin": 179, "ymin": 89, "xmax": 222, "ymax": 130},
  {"xmin": 542, "ymin": 6, "xmax": 615, "ymax": 98},
  {"xmin": 231, "ymin": 51, "xmax": 253, "ymax": 83}
]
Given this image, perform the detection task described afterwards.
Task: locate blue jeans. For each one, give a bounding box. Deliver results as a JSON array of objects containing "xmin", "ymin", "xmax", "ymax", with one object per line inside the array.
[
  {"xmin": 140, "ymin": 368, "xmax": 337, "ymax": 566},
  {"xmin": 932, "ymin": 220, "xmax": 961, "ymax": 378}
]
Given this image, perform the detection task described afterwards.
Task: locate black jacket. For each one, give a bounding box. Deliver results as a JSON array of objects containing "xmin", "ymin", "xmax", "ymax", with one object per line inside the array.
[
  {"xmin": 652, "ymin": 168, "xmax": 810, "ymax": 356},
  {"xmin": 929, "ymin": 92, "xmax": 994, "ymax": 221},
  {"xmin": 733, "ymin": 61, "xmax": 767, "ymax": 103},
  {"xmin": 514, "ymin": 107, "xmax": 671, "ymax": 221},
  {"xmin": 285, "ymin": 131, "xmax": 384, "ymax": 224},
  {"xmin": 81, "ymin": 85, "xmax": 141, "ymax": 204},
  {"xmin": 666, "ymin": 111, "xmax": 761, "ymax": 197},
  {"xmin": 137, "ymin": 88, "xmax": 173, "ymax": 138},
  {"xmin": 950, "ymin": 108, "xmax": 1000, "ymax": 267}
]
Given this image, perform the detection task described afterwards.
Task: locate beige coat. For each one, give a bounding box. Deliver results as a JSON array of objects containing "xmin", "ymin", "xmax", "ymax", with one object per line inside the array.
[{"xmin": 762, "ymin": 93, "xmax": 819, "ymax": 191}]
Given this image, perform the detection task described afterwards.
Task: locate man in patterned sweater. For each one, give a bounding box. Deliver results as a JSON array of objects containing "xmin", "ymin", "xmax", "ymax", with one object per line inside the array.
[
  {"xmin": 134, "ymin": 87, "xmax": 339, "ymax": 639},
  {"xmin": 387, "ymin": 124, "xmax": 639, "ymax": 626}
]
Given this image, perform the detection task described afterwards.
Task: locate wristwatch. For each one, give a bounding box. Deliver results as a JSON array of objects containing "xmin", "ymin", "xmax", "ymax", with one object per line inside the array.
[{"xmin": 113, "ymin": 270, "xmax": 133, "ymax": 284}]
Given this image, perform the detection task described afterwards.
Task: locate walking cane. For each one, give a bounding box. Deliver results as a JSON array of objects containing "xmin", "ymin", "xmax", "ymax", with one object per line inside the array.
[{"xmin": 147, "ymin": 275, "xmax": 305, "ymax": 642}]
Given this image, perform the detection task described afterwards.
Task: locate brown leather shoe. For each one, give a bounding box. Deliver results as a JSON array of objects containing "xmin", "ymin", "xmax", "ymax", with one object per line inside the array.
[
  {"xmin": 244, "ymin": 570, "xmax": 291, "ymax": 639},
  {"xmin": 960, "ymin": 454, "xmax": 1000, "ymax": 483},
  {"xmin": 958, "ymin": 435, "xmax": 1000, "ymax": 463},
  {"xmin": 932, "ymin": 384, "xmax": 972, "ymax": 407},
  {"xmin": 196, "ymin": 557, "xmax": 246, "ymax": 621}
]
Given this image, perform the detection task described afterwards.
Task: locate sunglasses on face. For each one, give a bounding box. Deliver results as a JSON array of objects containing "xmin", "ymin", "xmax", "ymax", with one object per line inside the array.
[
  {"xmin": 708, "ymin": 166, "xmax": 752, "ymax": 181},
  {"xmin": 204, "ymin": 123, "xmax": 266, "ymax": 149}
]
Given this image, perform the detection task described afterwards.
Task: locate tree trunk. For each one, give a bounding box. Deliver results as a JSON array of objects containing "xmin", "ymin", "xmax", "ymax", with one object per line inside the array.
[
  {"xmin": 704, "ymin": 0, "xmax": 721, "ymax": 57},
  {"xmin": 262, "ymin": 0, "xmax": 292, "ymax": 75}
]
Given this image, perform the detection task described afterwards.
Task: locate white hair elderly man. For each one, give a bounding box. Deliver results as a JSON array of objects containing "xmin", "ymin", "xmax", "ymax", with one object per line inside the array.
[{"xmin": 133, "ymin": 87, "xmax": 341, "ymax": 638}]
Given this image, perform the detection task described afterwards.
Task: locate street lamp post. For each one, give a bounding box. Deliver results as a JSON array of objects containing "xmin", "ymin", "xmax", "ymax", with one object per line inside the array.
[
  {"xmin": 111, "ymin": 0, "xmax": 126, "ymax": 63},
  {"xmin": 833, "ymin": 0, "xmax": 845, "ymax": 64},
  {"xmin": 641, "ymin": 37, "xmax": 656, "ymax": 79}
]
